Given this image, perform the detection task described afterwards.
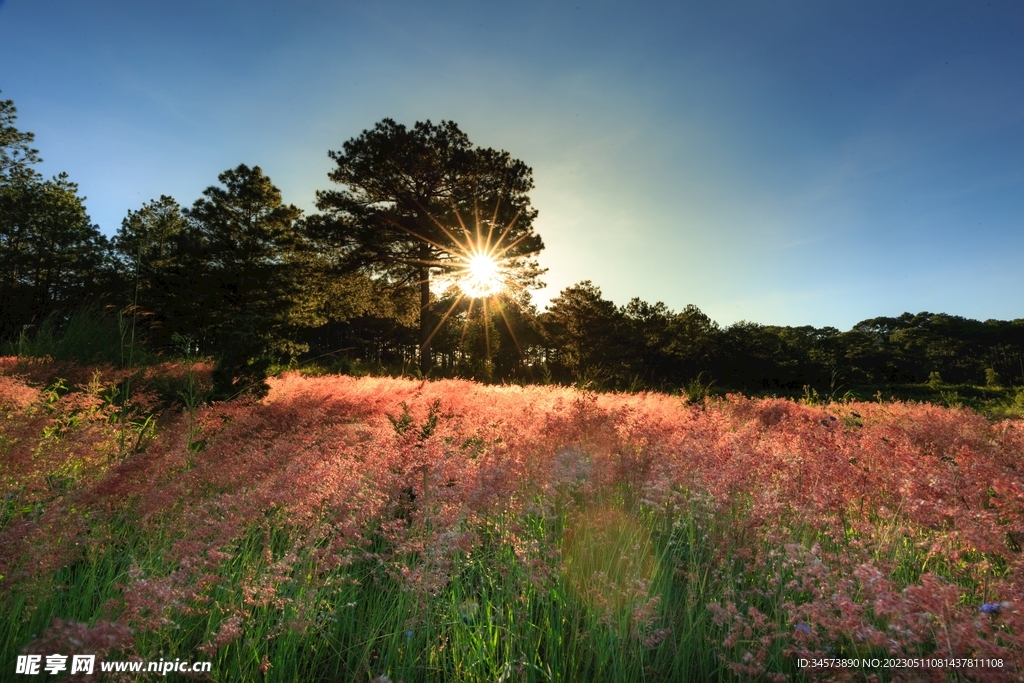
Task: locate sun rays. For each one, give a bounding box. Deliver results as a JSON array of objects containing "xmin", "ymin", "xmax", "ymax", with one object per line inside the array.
[
  {"xmin": 409, "ymin": 197, "xmax": 543, "ymax": 373},
  {"xmin": 459, "ymin": 252, "xmax": 504, "ymax": 298}
]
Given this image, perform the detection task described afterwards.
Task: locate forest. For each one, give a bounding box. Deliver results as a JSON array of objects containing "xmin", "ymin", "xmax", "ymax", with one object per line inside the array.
[{"xmin": 3, "ymin": 93, "xmax": 1024, "ymax": 405}]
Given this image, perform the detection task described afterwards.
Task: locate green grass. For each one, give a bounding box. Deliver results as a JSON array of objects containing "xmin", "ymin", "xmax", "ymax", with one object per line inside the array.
[
  {"xmin": 1, "ymin": 495, "xmax": 788, "ymax": 682},
  {"xmin": 5, "ymin": 304, "xmax": 153, "ymax": 367},
  {"xmin": 5, "ymin": 486, "xmax": 1012, "ymax": 681},
  {"xmin": 757, "ymin": 382, "xmax": 1024, "ymax": 419}
]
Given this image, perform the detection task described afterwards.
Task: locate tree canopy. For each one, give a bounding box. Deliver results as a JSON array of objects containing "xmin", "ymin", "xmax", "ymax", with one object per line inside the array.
[
  {"xmin": 194, "ymin": 165, "xmax": 317, "ymax": 396},
  {"xmin": 310, "ymin": 118, "xmax": 545, "ymax": 372},
  {"xmin": 0, "ymin": 174, "xmax": 111, "ymax": 340},
  {"xmin": 0, "ymin": 92, "xmax": 41, "ymax": 181}
]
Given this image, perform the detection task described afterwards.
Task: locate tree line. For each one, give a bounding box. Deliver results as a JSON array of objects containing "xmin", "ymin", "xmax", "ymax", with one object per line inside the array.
[
  {"xmin": 3, "ymin": 91, "xmax": 1023, "ymax": 398},
  {"xmin": 541, "ymin": 282, "xmax": 1024, "ymax": 394}
]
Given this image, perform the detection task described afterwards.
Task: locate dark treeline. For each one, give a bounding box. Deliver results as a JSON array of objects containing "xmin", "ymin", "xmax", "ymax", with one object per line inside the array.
[
  {"xmin": 539, "ymin": 280, "xmax": 1024, "ymax": 393},
  {"xmin": 3, "ymin": 94, "xmax": 1023, "ymax": 398}
]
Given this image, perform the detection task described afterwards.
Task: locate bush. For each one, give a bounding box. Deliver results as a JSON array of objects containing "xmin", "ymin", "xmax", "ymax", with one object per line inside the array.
[{"xmin": 8, "ymin": 304, "xmax": 145, "ymax": 366}]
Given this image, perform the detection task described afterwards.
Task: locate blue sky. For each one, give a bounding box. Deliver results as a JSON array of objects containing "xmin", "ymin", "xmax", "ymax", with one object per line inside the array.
[{"xmin": 2, "ymin": 0, "xmax": 1022, "ymax": 328}]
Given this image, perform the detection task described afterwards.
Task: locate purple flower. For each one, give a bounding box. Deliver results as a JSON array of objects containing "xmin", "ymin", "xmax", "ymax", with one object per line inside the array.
[
  {"xmin": 795, "ymin": 622, "xmax": 811, "ymax": 634},
  {"xmin": 979, "ymin": 603, "xmax": 1001, "ymax": 614}
]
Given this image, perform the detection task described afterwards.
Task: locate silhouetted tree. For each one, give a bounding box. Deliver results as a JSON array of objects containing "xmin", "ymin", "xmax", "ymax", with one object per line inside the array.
[
  {"xmin": 541, "ymin": 281, "xmax": 629, "ymax": 386},
  {"xmin": 301, "ymin": 272, "xmax": 420, "ymax": 370},
  {"xmin": 182, "ymin": 164, "xmax": 319, "ymax": 398},
  {"xmin": 111, "ymin": 195, "xmax": 191, "ymax": 348},
  {"xmin": 0, "ymin": 93, "xmax": 114, "ymax": 340},
  {"xmin": 491, "ymin": 292, "xmax": 545, "ymax": 382},
  {"xmin": 667, "ymin": 304, "xmax": 721, "ymax": 383},
  {"xmin": 311, "ymin": 119, "xmax": 544, "ymax": 373},
  {"xmin": 621, "ymin": 298, "xmax": 677, "ymax": 386},
  {"xmin": 0, "ymin": 172, "xmax": 111, "ymax": 339}
]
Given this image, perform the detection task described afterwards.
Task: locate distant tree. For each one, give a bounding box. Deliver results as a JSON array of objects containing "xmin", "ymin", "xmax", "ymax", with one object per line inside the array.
[
  {"xmin": 541, "ymin": 281, "xmax": 629, "ymax": 386},
  {"xmin": 666, "ymin": 304, "xmax": 721, "ymax": 384},
  {"xmin": 490, "ymin": 292, "xmax": 545, "ymax": 382},
  {"xmin": 717, "ymin": 322, "xmax": 787, "ymax": 391},
  {"xmin": 301, "ymin": 271, "xmax": 420, "ymax": 370},
  {"xmin": 310, "ymin": 118, "xmax": 544, "ymax": 373},
  {"xmin": 425, "ymin": 286, "xmax": 542, "ymax": 382},
  {"xmin": 0, "ymin": 92, "xmax": 114, "ymax": 340},
  {"xmin": 114, "ymin": 196, "xmax": 188, "ymax": 279},
  {"xmin": 181, "ymin": 164, "xmax": 319, "ymax": 398},
  {"xmin": 982, "ymin": 318, "xmax": 1024, "ymax": 386},
  {"xmin": 621, "ymin": 298, "xmax": 679, "ymax": 386}
]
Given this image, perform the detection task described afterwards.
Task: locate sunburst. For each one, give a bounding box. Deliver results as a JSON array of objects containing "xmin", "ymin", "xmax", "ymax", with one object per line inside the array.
[
  {"xmin": 411, "ymin": 199, "xmax": 543, "ymax": 375},
  {"xmin": 457, "ymin": 251, "xmax": 505, "ymax": 298}
]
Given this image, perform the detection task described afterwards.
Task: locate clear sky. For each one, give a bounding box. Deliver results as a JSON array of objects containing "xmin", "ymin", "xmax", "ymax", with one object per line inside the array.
[{"xmin": 2, "ymin": 0, "xmax": 1022, "ymax": 329}]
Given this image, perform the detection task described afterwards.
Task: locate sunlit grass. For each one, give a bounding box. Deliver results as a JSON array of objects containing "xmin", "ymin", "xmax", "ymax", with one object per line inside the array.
[
  {"xmin": 1, "ymin": 365, "xmax": 1021, "ymax": 681},
  {"xmin": 0, "ymin": 497, "xmax": 751, "ymax": 681}
]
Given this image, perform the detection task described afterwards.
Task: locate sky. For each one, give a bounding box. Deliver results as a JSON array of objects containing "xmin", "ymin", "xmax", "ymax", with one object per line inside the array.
[{"xmin": 1, "ymin": 0, "xmax": 1022, "ymax": 329}]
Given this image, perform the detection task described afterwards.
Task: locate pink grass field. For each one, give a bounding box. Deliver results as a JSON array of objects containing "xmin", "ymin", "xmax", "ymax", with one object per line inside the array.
[{"xmin": 1, "ymin": 357, "xmax": 1022, "ymax": 680}]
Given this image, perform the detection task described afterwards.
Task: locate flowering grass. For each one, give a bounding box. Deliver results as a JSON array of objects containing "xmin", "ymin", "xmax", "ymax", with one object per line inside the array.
[{"xmin": 1, "ymin": 357, "xmax": 1022, "ymax": 681}]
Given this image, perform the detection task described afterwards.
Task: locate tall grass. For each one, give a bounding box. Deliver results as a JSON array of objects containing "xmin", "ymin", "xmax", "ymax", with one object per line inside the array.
[
  {"xmin": 0, "ymin": 494, "xmax": 749, "ymax": 681},
  {"xmin": 1, "ymin": 367, "xmax": 1021, "ymax": 681},
  {"xmin": 6, "ymin": 304, "xmax": 144, "ymax": 367}
]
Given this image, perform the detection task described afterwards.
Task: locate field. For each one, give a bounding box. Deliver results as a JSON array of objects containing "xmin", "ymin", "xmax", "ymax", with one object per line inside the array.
[{"xmin": 1, "ymin": 358, "xmax": 1022, "ymax": 681}]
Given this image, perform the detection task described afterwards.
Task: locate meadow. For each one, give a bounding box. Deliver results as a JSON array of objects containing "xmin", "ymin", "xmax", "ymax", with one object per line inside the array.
[{"xmin": 1, "ymin": 358, "xmax": 1022, "ymax": 681}]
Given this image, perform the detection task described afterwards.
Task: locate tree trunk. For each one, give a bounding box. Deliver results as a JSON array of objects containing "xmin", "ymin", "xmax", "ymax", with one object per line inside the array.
[{"xmin": 419, "ymin": 265, "xmax": 432, "ymax": 374}]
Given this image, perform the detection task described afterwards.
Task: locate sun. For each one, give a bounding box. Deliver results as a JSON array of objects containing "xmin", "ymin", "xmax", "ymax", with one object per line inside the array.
[
  {"xmin": 468, "ymin": 253, "xmax": 498, "ymax": 281},
  {"xmin": 415, "ymin": 200, "xmax": 545, "ymax": 374},
  {"xmin": 458, "ymin": 251, "xmax": 505, "ymax": 298}
]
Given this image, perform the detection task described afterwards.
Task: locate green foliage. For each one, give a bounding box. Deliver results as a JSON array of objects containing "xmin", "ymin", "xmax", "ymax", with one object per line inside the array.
[
  {"xmin": 534, "ymin": 286, "xmax": 1024, "ymax": 399},
  {"xmin": 940, "ymin": 389, "xmax": 962, "ymax": 409},
  {"xmin": 0, "ymin": 91, "xmax": 41, "ymax": 180},
  {"xmin": 684, "ymin": 372, "xmax": 715, "ymax": 404},
  {"xmin": 541, "ymin": 284, "xmax": 723, "ymax": 393},
  {"xmin": 7, "ymin": 494, "xmax": 983, "ymax": 682},
  {"xmin": 180, "ymin": 164, "xmax": 320, "ymax": 399},
  {"xmin": 386, "ymin": 399, "xmax": 444, "ymax": 440},
  {"xmin": 0, "ymin": 500, "xmax": 760, "ymax": 682},
  {"xmin": 171, "ymin": 333, "xmax": 209, "ymax": 454},
  {"xmin": 0, "ymin": 93, "xmax": 114, "ymax": 341},
  {"xmin": 1009, "ymin": 387, "xmax": 1024, "ymax": 417},
  {"xmin": 6, "ymin": 96, "xmax": 1024, "ymax": 401},
  {"xmin": 541, "ymin": 281, "xmax": 628, "ymax": 387},
  {"xmin": 0, "ymin": 172, "xmax": 112, "ymax": 340},
  {"xmin": 9, "ymin": 305, "xmax": 130, "ymax": 366},
  {"xmin": 109, "ymin": 195, "xmax": 190, "ymax": 349}
]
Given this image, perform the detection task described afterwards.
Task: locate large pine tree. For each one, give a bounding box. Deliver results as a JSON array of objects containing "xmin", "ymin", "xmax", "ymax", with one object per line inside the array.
[
  {"xmin": 310, "ymin": 119, "xmax": 544, "ymax": 373},
  {"xmin": 182, "ymin": 164, "xmax": 319, "ymax": 398}
]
